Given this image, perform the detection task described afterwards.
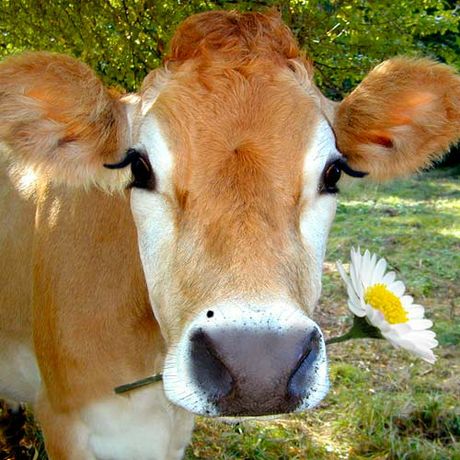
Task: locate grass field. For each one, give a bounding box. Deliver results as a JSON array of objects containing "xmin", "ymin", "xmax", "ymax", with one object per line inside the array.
[{"xmin": 1, "ymin": 167, "xmax": 459, "ymax": 459}]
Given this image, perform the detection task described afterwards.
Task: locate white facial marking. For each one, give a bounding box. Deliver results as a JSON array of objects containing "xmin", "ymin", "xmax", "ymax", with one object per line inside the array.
[
  {"xmin": 163, "ymin": 298, "xmax": 329, "ymax": 416},
  {"xmin": 120, "ymin": 94, "xmax": 141, "ymax": 146},
  {"xmin": 300, "ymin": 117, "xmax": 340, "ymax": 264},
  {"xmin": 82, "ymin": 385, "xmax": 194, "ymax": 460},
  {"xmin": 131, "ymin": 190, "xmax": 174, "ymax": 325},
  {"xmin": 138, "ymin": 116, "xmax": 174, "ymax": 193},
  {"xmin": 130, "ymin": 116, "xmax": 175, "ymax": 328}
]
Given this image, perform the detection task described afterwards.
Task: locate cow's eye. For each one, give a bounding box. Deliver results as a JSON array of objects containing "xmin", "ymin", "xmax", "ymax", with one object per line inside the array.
[
  {"xmin": 130, "ymin": 153, "xmax": 154, "ymax": 190},
  {"xmin": 320, "ymin": 158, "xmax": 368, "ymax": 194},
  {"xmin": 104, "ymin": 148, "xmax": 156, "ymax": 190},
  {"xmin": 321, "ymin": 160, "xmax": 342, "ymax": 194}
]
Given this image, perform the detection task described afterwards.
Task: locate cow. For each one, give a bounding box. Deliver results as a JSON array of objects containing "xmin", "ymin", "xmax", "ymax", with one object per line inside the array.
[{"xmin": 0, "ymin": 9, "xmax": 459, "ymax": 460}]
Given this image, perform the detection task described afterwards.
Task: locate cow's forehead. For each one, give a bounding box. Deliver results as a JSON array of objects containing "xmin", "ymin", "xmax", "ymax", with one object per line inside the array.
[{"xmin": 148, "ymin": 64, "xmax": 323, "ymax": 200}]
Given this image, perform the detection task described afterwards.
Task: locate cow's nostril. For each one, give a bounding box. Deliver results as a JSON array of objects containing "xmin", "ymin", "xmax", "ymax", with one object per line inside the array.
[
  {"xmin": 287, "ymin": 327, "xmax": 321, "ymax": 403},
  {"xmin": 189, "ymin": 329, "xmax": 234, "ymax": 401}
]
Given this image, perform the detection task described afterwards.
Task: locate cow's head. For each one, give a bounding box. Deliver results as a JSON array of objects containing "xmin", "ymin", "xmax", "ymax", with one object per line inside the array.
[{"xmin": 1, "ymin": 11, "xmax": 459, "ymax": 417}]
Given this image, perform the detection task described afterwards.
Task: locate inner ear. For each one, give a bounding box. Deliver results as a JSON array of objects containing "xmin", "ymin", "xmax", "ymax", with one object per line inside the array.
[{"xmin": 367, "ymin": 131, "xmax": 394, "ymax": 149}]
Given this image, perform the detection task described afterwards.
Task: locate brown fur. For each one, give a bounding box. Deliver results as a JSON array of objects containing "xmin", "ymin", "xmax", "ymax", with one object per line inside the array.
[
  {"xmin": 167, "ymin": 10, "xmax": 305, "ymax": 67},
  {"xmin": 32, "ymin": 185, "xmax": 164, "ymax": 411}
]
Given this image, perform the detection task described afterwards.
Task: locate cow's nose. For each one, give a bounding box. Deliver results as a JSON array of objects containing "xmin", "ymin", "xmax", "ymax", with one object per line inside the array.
[{"xmin": 189, "ymin": 326, "xmax": 322, "ymax": 416}]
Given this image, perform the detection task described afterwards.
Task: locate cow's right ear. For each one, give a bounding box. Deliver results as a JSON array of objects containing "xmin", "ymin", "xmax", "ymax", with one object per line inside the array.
[
  {"xmin": 0, "ymin": 52, "xmax": 134, "ymax": 187},
  {"xmin": 333, "ymin": 58, "xmax": 460, "ymax": 181}
]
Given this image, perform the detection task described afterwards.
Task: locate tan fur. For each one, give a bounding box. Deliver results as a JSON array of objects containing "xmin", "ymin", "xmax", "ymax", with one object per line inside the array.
[
  {"xmin": 0, "ymin": 161, "xmax": 35, "ymax": 340},
  {"xmin": 0, "ymin": 175, "xmax": 166, "ymax": 456},
  {"xmin": 1, "ymin": 10, "xmax": 460, "ymax": 459},
  {"xmin": 33, "ymin": 184, "xmax": 164, "ymax": 410},
  {"xmin": 0, "ymin": 52, "xmax": 129, "ymax": 187},
  {"xmin": 334, "ymin": 58, "xmax": 460, "ymax": 180}
]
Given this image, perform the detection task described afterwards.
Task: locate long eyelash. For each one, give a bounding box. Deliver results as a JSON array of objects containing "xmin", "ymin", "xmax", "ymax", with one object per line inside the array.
[
  {"xmin": 104, "ymin": 148, "xmax": 155, "ymax": 190},
  {"xmin": 103, "ymin": 148, "xmax": 140, "ymax": 169},
  {"xmin": 336, "ymin": 158, "xmax": 368, "ymax": 178}
]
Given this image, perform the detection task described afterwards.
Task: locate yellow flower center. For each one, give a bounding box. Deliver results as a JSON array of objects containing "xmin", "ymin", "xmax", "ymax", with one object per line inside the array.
[{"xmin": 364, "ymin": 283, "xmax": 408, "ymax": 324}]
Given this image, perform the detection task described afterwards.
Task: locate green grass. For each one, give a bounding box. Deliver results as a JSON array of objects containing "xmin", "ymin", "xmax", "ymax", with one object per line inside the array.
[{"xmin": 1, "ymin": 167, "xmax": 459, "ymax": 459}]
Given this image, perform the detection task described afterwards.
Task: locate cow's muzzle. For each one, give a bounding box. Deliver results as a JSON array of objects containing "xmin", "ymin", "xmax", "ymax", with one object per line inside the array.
[
  {"xmin": 189, "ymin": 325, "xmax": 321, "ymax": 416},
  {"xmin": 163, "ymin": 300, "xmax": 329, "ymax": 417}
]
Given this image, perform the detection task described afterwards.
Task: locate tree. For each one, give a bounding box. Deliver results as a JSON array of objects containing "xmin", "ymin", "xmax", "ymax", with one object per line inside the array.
[{"xmin": 0, "ymin": 0, "xmax": 458, "ymax": 98}]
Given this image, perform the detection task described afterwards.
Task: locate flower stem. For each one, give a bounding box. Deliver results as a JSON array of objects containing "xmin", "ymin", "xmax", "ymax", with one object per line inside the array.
[
  {"xmin": 326, "ymin": 315, "xmax": 384, "ymax": 345},
  {"xmin": 114, "ymin": 373, "xmax": 163, "ymax": 394},
  {"xmin": 325, "ymin": 331, "xmax": 356, "ymax": 345}
]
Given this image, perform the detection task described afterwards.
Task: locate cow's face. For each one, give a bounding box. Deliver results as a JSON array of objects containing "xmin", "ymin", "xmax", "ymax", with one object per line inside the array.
[
  {"xmin": 110, "ymin": 12, "xmax": 460, "ymax": 418},
  {"xmin": 120, "ymin": 12, "xmax": 364, "ymax": 417},
  {"xmin": 2, "ymin": 10, "xmax": 459, "ymax": 419},
  {"xmin": 129, "ymin": 63, "xmax": 338, "ymax": 416}
]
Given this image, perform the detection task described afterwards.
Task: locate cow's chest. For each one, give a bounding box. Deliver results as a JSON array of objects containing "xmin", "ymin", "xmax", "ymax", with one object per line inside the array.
[{"xmin": 81, "ymin": 384, "xmax": 194, "ymax": 460}]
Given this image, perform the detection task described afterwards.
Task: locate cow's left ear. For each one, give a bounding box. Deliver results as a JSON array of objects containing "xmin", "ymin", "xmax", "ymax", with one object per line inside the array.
[{"xmin": 334, "ymin": 58, "xmax": 460, "ymax": 181}]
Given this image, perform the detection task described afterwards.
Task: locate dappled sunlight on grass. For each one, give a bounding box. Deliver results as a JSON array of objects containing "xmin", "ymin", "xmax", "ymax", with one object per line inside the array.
[{"xmin": 437, "ymin": 227, "xmax": 460, "ymax": 238}]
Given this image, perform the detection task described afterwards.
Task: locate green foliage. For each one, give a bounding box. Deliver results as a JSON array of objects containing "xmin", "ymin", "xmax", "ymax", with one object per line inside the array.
[
  {"xmin": 1, "ymin": 0, "xmax": 458, "ymax": 96},
  {"xmin": 283, "ymin": 0, "xmax": 460, "ymax": 98}
]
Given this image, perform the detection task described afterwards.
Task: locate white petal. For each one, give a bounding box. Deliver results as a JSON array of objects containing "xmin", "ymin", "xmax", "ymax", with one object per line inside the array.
[
  {"xmin": 336, "ymin": 261, "xmax": 351, "ymax": 287},
  {"xmin": 350, "ymin": 262, "xmax": 363, "ymax": 298},
  {"xmin": 407, "ymin": 330, "xmax": 438, "ymax": 347},
  {"xmin": 414, "ymin": 349, "xmax": 436, "ymax": 364},
  {"xmin": 363, "ymin": 250, "xmax": 372, "ymax": 266},
  {"xmin": 387, "ymin": 322, "xmax": 412, "ymax": 337},
  {"xmin": 416, "ymin": 337, "xmax": 439, "ymax": 348},
  {"xmin": 381, "ymin": 331, "xmax": 401, "ymax": 348},
  {"xmin": 404, "ymin": 342, "xmax": 437, "ymax": 363},
  {"xmin": 350, "ymin": 247, "xmax": 360, "ymax": 266},
  {"xmin": 408, "ymin": 319, "xmax": 433, "ymax": 331},
  {"xmin": 350, "ymin": 248, "xmax": 359, "ymax": 271},
  {"xmin": 348, "ymin": 288, "xmax": 362, "ymax": 309},
  {"xmin": 365, "ymin": 304, "xmax": 386, "ymax": 329},
  {"xmin": 361, "ymin": 267, "xmax": 372, "ymax": 290},
  {"xmin": 350, "ymin": 249, "xmax": 362, "ymax": 287},
  {"xmin": 420, "ymin": 350, "xmax": 436, "ymax": 364},
  {"xmin": 371, "ymin": 257, "xmax": 387, "ymax": 285},
  {"xmin": 401, "ymin": 295, "xmax": 414, "ymax": 307},
  {"xmin": 383, "ymin": 323, "xmax": 438, "ymax": 363},
  {"xmin": 382, "ymin": 271, "xmax": 396, "ymax": 285},
  {"xmin": 405, "ymin": 335, "xmax": 438, "ymax": 349},
  {"xmin": 389, "ymin": 280, "xmax": 405, "ymax": 297},
  {"xmin": 407, "ymin": 305, "xmax": 425, "ymax": 320},
  {"xmin": 337, "ymin": 260, "xmax": 363, "ymax": 309},
  {"xmin": 348, "ymin": 299, "xmax": 366, "ymax": 317}
]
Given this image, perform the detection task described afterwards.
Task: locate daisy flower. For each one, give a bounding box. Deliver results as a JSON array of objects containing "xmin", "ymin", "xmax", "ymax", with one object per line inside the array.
[{"xmin": 335, "ymin": 248, "xmax": 438, "ymax": 364}]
